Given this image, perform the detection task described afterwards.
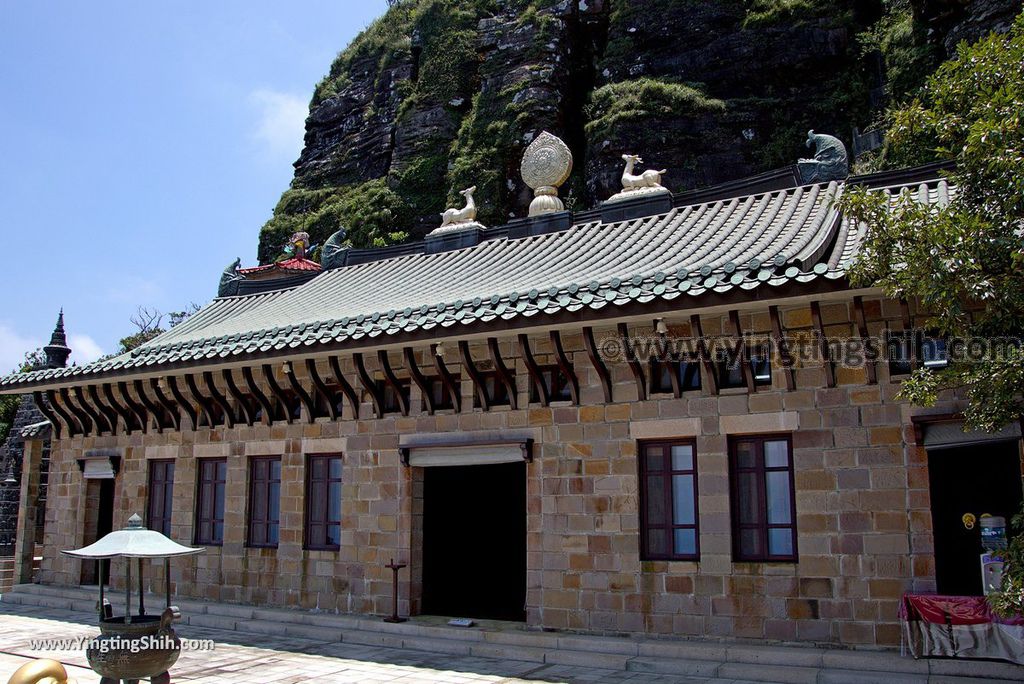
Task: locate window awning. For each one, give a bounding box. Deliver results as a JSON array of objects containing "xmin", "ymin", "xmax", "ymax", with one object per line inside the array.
[
  {"xmin": 399, "ymin": 431, "xmax": 534, "ymax": 467},
  {"xmin": 916, "ymin": 418, "xmax": 1021, "ymax": 450},
  {"xmin": 76, "ymin": 450, "xmax": 121, "ymax": 479}
]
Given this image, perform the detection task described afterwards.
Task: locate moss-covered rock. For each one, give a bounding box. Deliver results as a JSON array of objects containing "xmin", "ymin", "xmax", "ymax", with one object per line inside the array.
[{"xmin": 255, "ymin": 0, "xmax": 1018, "ymax": 263}]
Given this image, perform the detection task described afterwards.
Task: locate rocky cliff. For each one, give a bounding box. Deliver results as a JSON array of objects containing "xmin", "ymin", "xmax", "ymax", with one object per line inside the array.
[{"xmin": 256, "ymin": 0, "xmax": 1020, "ymax": 263}]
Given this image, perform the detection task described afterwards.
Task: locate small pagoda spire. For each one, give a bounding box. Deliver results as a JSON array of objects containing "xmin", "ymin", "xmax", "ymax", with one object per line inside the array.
[{"xmin": 43, "ymin": 309, "xmax": 71, "ymax": 369}]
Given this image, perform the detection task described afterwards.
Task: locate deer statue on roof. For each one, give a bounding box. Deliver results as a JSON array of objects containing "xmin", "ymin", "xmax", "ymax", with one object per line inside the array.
[
  {"xmin": 620, "ymin": 154, "xmax": 666, "ymax": 190},
  {"xmin": 604, "ymin": 153, "xmax": 670, "ymax": 204},
  {"xmin": 440, "ymin": 186, "xmax": 477, "ymax": 227}
]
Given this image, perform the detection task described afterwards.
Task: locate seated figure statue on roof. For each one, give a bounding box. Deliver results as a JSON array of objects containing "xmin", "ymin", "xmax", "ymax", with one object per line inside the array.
[{"xmin": 797, "ymin": 130, "xmax": 849, "ymax": 184}]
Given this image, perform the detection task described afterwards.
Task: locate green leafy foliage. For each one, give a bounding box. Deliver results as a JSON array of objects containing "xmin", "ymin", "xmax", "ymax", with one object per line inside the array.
[
  {"xmin": 585, "ymin": 78, "xmax": 726, "ymax": 142},
  {"xmin": 259, "ymin": 179, "xmax": 411, "ymax": 263},
  {"xmin": 446, "ymin": 91, "xmax": 515, "ymax": 226},
  {"xmin": 741, "ymin": 0, "xmax": 841, "ymax": 29},
  {"xmin": 312, "ymin": 0, "xmax": 498, "ymax": 108},
  {"xmin": 0, "ymin": 349, "xmax": 48, "ymax": 444},
  {"xmin": 838, "ymin": 10, "xmax": 1024, "ymax": 615},
  {"xmin": 0, "ymin": 395, "xmax": 16, "ymax": 446},
  {"xmin": 264, "ymin": 0, "xmax": 501, "ymax": 260},
  {"xmin": 990, "ymin": 502, "xmax": 1024, "ymax": 617},
  {"xmin": 858, "ymin": 0, "xmax": 940, "ymax": 104}
]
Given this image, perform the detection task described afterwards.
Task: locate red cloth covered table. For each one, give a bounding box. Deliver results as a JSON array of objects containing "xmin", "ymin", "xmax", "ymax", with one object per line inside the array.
[{"xmin": 901, "ymin": 594, "xmax": 1024, "ymax": 664}]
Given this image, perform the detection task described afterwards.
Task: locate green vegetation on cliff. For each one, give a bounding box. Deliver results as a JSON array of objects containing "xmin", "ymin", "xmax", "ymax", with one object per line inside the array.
[
  {"xmin": 585, "ymin": 79, "xmax": 725, "ymax": 141},
  {"xmin": 256, "ymin": 0, "xmax": 1020, "ymax": 264}
]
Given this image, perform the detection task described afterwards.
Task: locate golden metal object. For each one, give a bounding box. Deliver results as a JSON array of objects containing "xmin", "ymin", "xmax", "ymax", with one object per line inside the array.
[
  {"xmin": 521, "ymin": 131, "xmax": 572, "ymax": 216},
  {"xmin": 7, "ymin": 658, "xmax": 77, "ymax": 684},
  {"xmin": 604, "ymin": 153, "xmax": 671, "ymax": 204},
  {"xmin": 432, "ymin": 186, "xmax": 486, "ymax": 235},
  {"xmin": 962, "ymin": 512, "xmax": 977, "ymax": 530}
]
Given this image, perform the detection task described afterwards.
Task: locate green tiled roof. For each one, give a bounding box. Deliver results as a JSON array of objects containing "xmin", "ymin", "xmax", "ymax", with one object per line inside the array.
[{"xmin": 0, "ymin": 176, "xmax": 953, "ymax": 391}]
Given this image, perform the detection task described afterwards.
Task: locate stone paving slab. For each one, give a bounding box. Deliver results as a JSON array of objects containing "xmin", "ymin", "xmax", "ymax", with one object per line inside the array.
[{"xmin": 0, "ymin": 602, "xmax": 757, "ymax": 683}]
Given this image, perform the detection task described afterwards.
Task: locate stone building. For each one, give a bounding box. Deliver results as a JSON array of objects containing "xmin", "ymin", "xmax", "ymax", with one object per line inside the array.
[
  {"xmin": 2, "ymin": 137, "xmax": 1021, "ymax": 650},
  {"xmin": 0, "ymin": 313, "xmax": 70, "ymax": 591}
]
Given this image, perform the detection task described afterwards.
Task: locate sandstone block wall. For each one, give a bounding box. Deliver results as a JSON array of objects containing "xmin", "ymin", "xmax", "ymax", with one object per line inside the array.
[{"xmin": 33, "ymin": 296, "xmax": 992, "ymax": 648}]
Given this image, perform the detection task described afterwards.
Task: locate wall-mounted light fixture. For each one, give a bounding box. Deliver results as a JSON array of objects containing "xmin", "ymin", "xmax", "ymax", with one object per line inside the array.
[
  {"xmin": 655, "ymin": 318, "xmax": 668, "ymax": 335},
  {"xmin": 434, "ymin": 342, "xmax": 445, "ymax": 357},
  {"xmin": 282, "ymin": 361, "xmax": 293, "ymax": 375}
]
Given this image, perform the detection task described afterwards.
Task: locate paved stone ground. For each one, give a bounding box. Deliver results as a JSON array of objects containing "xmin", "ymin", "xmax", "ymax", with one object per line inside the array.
[{"xmin": 0, "ymin": 603, "xmax": 759, "ymax": 683}]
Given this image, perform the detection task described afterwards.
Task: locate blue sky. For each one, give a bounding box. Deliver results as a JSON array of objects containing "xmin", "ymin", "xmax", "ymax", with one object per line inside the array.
[{"xmin": 0, "ymin": 0, "xmax": 388, "ymax": 372}]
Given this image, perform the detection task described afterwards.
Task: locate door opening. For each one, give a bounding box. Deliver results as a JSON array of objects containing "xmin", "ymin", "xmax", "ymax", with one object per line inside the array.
[
  {"xmin": 928, "ymin": 439, "xmax": 1023, "ymax": 595},
  {"xmin": 79, "ymin": 478, "xmax": 115, "ymax": 585},
  {"xmin": 421, "ymin": 461, "xmax": 526, "ymax": 621}
]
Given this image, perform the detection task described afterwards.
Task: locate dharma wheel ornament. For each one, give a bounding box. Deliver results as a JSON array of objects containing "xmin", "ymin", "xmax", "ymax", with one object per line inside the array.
[
  {"xmin": 521, "ymin": 131, "xmax": 572, "ymax": 217},
  {"xmin": 61, "ymin": 513, "xmax": 204, "ymax": 684}
]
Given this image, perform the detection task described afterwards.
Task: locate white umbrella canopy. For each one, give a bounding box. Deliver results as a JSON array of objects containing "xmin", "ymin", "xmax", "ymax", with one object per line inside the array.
[{"xmin": 61, "ymin": 513, "xmax": 204, "ymax": 559}]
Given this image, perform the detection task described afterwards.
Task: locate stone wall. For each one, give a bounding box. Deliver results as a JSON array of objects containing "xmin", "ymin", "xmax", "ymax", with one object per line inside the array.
[{"xmin": 34, "ymin": 295, "xmax": 985, "ymax": 648}]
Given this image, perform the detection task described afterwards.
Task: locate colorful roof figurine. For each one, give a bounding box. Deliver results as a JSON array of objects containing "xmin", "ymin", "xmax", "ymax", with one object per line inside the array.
[
  {"xmin": 238, "ymin": 255, "xmax": 322, "ymax": 277},
  {"xmin": 239, "ymin": 231, "xmax": 322, "ymax": 280}
]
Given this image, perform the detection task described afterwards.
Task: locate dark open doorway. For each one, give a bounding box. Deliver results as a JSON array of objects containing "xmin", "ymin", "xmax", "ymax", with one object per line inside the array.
[
  {"xmin": 421, "ymin": 462, "xmax": 526, "ymax": 621},
  {"xmin": 79, "ymin": 478, "xmax": 115, "ymax": 585},
  {"xmin": 928, "ymin": 440, "xmax": 1023, "ymax": 595}
]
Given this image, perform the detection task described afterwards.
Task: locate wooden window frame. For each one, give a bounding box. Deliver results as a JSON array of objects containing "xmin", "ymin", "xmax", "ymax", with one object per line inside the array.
[
  {"xmin": 246, "ymin": 455, "xmax": 281, "ymax": 548},
  {"xmin": 304, "ymin": 454, "xmax": 343, "ymax": 551},
  {"xmin": 472, "ymin": 370, "xmax": 510, "ymax": 408},
  {"xmin": 886, "ymin": 328, "xmax": 917, "ymax": 376},
  {"xmin": 528, "ymin": 365, "xmax": 571, "ymax": 403},
  {"xmin": 649, "ymin": 357, "xmax": 702, "ymax": 394},
  {"xmin": 194, "ymin": 457, "xmax": 227, "ymax": 546},
  {"xmin": 728, "ymin": 434, "xmax": 798, "ymax": 562},
  {"xmin": 146, "ymin": 459, "xmax": 175, "ymax": 537},
  {"xmin": 425, "ymin": 375, "xmax": 459, "ymax": 411},
  {"xmin": 749, "ymin": 343, "xmax": 773, "ymax": 387},
  {"xmin": 638, "ymin": 439, "xmax": 700, "ymax": 561},
  {"xmin": 377, "ymin": 378, "xmax": 411, "ymax": 414}
]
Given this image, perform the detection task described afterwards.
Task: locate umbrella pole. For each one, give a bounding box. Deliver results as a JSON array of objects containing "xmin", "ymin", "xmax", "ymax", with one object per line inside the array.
[
  {"xmin": 125, "ymin": 558, "xmax": 131, "ymax": 624},
  {"xmin": 138, "ymin": 558, "xmax": 145, "ymax": 615},
  {"xmin": 97, "ymin": 559, "xmax": 104, "ymax": 619},
  {"xmin": 165, "ymin": 557, "xmax": 170, "ymax": 609}
]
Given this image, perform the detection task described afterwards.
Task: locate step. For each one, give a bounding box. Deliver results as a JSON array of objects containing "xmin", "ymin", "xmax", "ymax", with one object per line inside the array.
[
  {"xmin": 717, "ymin": 662, "xmax": 820, "ymax": 684},
  {"xmin": 627, "ymin": 655, "xmax": 723, "ymax": 677},
  {"xmin": 4, "ymin": 583, "xmax": 1022, "ymax": 684},
  {"xmin": 816, "ymin": 669, "xmax": 928, "ymax": 684},
  {"xmin": 822, "ymin": 650, "xmax": 929, "ymax": 674}
]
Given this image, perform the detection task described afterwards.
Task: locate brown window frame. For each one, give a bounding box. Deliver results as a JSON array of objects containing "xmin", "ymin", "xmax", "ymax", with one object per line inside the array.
[
  {"xmin": 377, "ymin": 378, "xmax": 411, "ymax": 414},
  {"xmin": 194, "ymin": 457, "xmax": 227, "ymax": 546},
  {"xmin": 425, "ymin": 374, "xmax": 460, "ymax": 411},
  {"xmin": 638, "ymin": 439, "xmax": 700, "ymax": 561},
  {"xmin": 472, "ymin": 370, "xmax": 510, "ymax": 408},
  {"xmin": 649, "ymin": 356, "xmax": 702, "ymax": 394},
  {"xmin": 728, "ymin": 434, "xmax": 798, "ymax": 562},
  {"xmin": 147, "ymin": 459, "xmax": 175, "ymax": 537},
  {"xmin": 247, "ymin": 455, "xmax": 281, "ymax": 548},
  {"xmin": 528, "ymin": 365, "xmax": 571, "ymax": 403},
  {"xmin": 305, "ymin": 454, "xmax": 343, "ymax": 551}
]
